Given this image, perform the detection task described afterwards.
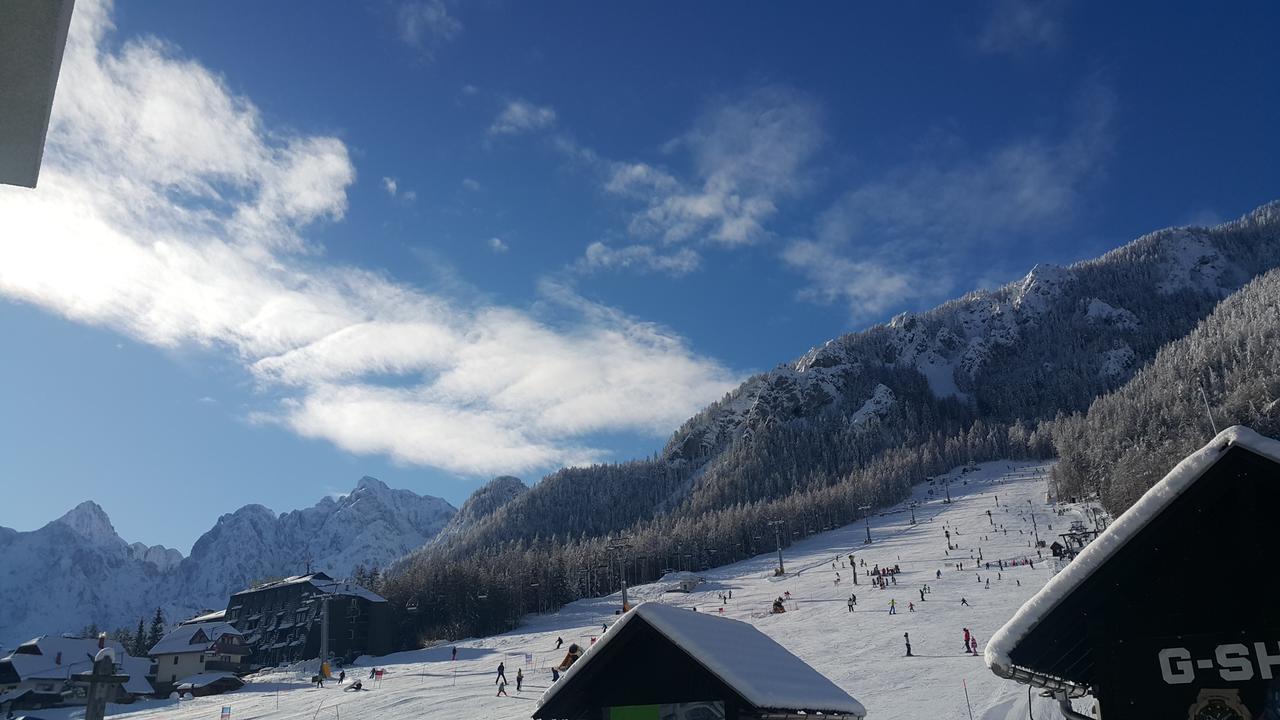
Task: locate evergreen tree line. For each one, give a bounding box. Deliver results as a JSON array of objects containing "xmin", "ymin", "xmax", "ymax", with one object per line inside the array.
[
  {"xmin": 80, "ymin": 607, "xmax": 168, "ymax": 658},
  {"xmin": 383, "ymin": 417, "xmax": 1054, "ymax": 644},
  {"xmin": 1047, "ymin": 267, "xmax": 1280, "ymax": 514}
]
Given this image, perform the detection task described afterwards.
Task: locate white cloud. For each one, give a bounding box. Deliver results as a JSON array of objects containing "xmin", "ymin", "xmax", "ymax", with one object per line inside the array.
[
  {"xmin": 784, "ymin": 85, "xmax": 1113, "ymax": 321},
  {"xmin": 461, "ymin": 177, "xmax": 480, "ymax": 191},
  {"xmin": 489, "ymin": 99, "xmax": 557, "ymax": 136},
  {"xmin": 614, "ymin": 86, "xmax": 823, "ymax": 248},
  {"xmin": 382, "ymin": 176, "xmax": 398, "ymax": 196},
  {"xmin": 566, "ymin": 86, "xmax": 823, "ymax": 277},
  {"xmin": 576, "ymin": 242, "xmax": 700, "ymax": 276},
  {"xmin": 488, "ymin": 237, "xmax": 509, "ymax": 253},
  {"xmin": 0, "ymin": 0, "xmax": 740, "ymax": 477},
  {"xmin": 978, "ymin": 0, "xmax": 1064, "ymax": 54},
  {"xmin": 397, "ymin": 0, "xmax": 462, "ymax": 59}
]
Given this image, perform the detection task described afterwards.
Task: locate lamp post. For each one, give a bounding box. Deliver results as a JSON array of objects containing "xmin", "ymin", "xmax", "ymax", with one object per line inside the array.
[
  {"xmin": 909, "ymin": 502, "xmax": 917, "ymax": 525},
  {"xmin": 859, "ymin": 506, "xmax": 873, "ymax": 544}
]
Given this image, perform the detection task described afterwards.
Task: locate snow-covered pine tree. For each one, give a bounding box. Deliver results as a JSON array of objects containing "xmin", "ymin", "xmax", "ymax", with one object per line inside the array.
[{"xmin": 147, "ymin": 607, "xmax": 166, "ymax": 651}]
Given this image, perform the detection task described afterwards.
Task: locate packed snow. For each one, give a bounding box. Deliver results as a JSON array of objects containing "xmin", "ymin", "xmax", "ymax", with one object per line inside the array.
[{"xmin": 33, "ymin": 460, "xmax": 1101, "ymax": 720}]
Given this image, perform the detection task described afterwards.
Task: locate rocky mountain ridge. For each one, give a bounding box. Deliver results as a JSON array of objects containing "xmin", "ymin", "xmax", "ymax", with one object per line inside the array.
[{"xmin": 0, "ymin": 478, "xmax": 458, "ymax": 646}]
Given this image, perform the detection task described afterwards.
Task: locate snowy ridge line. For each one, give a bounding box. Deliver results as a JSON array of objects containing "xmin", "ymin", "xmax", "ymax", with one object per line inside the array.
[{"xmin": 984, "ymin": 425, "xmax": 1280, "ymax": 683}]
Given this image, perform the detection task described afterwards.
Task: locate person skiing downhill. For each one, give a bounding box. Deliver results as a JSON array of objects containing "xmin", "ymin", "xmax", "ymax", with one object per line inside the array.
[
  {"xmin": 888, "ymin": 599, "xmax": 897, "ymax": 615},
  {"xmin": 960, "ymin": 597, "xmax": 970, "ymax": 606},
  {"xmin": 495, "ymin": 661, "xmax": 508, "ymax": 685},
  {"xmin": 908, "ymin": 602, "xmax": 915, "ymax": 613},
  {"xmin": 555, "ymin": 637, "xmax": 564, "ymax": 650}
]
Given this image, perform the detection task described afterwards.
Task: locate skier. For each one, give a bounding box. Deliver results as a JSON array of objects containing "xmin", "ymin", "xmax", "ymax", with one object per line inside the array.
[
  {"xmin": 516, "ymin": 668, "xmax": 524, "ymax": 692},
  {"xmin": 603, "ymin": 622, "xmax": 608, "ymax": 633},
  {"xmin": 904, "ymin": 632, "xmax": 913, "ymax": 657},
  {"xmin": 312, "ymin": 674, "xmax": 325, "ymax": 688},
  {"xmin": 369, "ymin": 668, "xmax": 377, "ymax": 680},
  {"xmin": 551, "ymin": 668, "xmax": 560, "ymax": 682},
  {"xmin": 888, "ymin": 599, "xmax": 897, "ymax": 615},
  {"xmin": 985, "ymin": 578, "xmax": 990, "ymax": 589},
  {"xmin": 970, "ymin": 636, "xmax": 978, "ymax": 655},
  {"xmin": 496, "ymin": 661, "xmax": 508, "ymax": 686},
  {"xmin": 338, "ymin": 670, "xmax": 345, "ymax": 683},
  {"xmin": 963, "ymin": 628, "xmax": 971, "ymax": 652},
  {"xmin": 908, "ymin": 602, "xmax": 915, "ymax": 613},
  {"xmin": 919, "ymin": 588, "xmax": 925, "ymax": 602},
  {"xmin": 344, "ymin": 680, "xmax": 363, "ymax": 692},
  {"xmin": 451, "ymin": 646, "xmax": 457, "ymax": 662},
  {"xmin": 961, "ymin": 597, "xmax": 970, "ymax": 606},
  {"xmin": 847, "ymin": 596, "xmax": 855, "ymax": 612},
  {"xmin": 496, "ymin": 678, "xmax": 508, "ymax": 697},
  {"xmin": 555, "ymin": 637, "xmax": 564, "ymax": 650},
  {"xmin": 936, "ymin": 569, "xmax": 942, "ymax": 579}
]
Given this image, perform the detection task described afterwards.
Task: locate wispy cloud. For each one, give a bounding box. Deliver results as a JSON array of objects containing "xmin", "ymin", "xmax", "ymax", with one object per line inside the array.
[
  {"xmin": 785, "ymin": 84, "xmax": 1114, "ymax": 320},
  {"xmin": 575, "ymin": 242, "xmax": 700, "ymax": 276},
  {"xmin": 489, "ymin": 99, "xmax": 557, "ymax": 136},
  {"xmin": 461, "ymin": 177, "xmax": 480, "ymax": 191},
  {"xmin": 566, "ymin": 85, "xmax": 823, "ymax": 277},
  {"xmin": 978, "ymin": 0, "xmax": 1065, "ymax": 54},
  {"xmin": 397, "ymin": 0, "xmax": 462, "ymax": 60},
  {"xmin": 487, "ymin": 237, "xmax": 509, "ymax": 253},
  {"xmin": 382, "ymin": 176, "xmax": 415, "ymax": 202},
  {"xmin": 0, "ymin": 0, "xmax": 740, "ymax": 477}
]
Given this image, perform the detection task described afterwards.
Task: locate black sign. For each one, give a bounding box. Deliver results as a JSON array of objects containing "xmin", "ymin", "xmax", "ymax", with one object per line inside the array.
[{"xmin": 1100, "ymin": 632, "xmax": 1280, "ymax": 718}]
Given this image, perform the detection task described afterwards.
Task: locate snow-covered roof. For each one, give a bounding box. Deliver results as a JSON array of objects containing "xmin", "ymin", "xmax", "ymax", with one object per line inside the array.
[
  {"xmin": 149, "ymin": 622, "xmax": 243, "ymax": 656},
  {"xmin": 309, "ymin": 577, "xmax": 386, "ymax": 603},
  {"xmin": 0, "ymin": 635, "xmax": 152, "ymax": 695},
  {"xmin": 181, "ymin": 609, "xmax": 226, "ymax": 625},
  {"xmin": 175, "ymin": 671, "xmax": 240, "ymax": 690},
  {"xmin": 986, "ymin": 425, "xmax": 1280, "ymax": 685},
  {"xmin": 229, "ymin": 572, "xmax": 385, "ymax": 602},
  {"xmin": 539, "ymin": 602, "xmax": 866, "ymax": 717}
]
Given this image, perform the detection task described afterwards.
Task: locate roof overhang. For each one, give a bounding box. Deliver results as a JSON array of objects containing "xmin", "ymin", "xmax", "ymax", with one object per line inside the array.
[
  {"xmin": 0, "ymin": 0, "xmax": 76, "ymax": 188},
  {"xmin": 985, "ymin": 425, "xmax": 1280, "ymax": 692}
]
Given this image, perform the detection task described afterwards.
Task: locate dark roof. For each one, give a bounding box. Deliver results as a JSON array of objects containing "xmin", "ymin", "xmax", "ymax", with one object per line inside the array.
[
  {"xmin": 535, "ymin": 603, "xmax": 864, "ymax": 719},
  {"xmin": 231, "ymin": 572, "xmax": 333, "ymax": 596},
  {"xmin": 987, "ymin": 427, "xmax": 1280, "ymax": 694}
]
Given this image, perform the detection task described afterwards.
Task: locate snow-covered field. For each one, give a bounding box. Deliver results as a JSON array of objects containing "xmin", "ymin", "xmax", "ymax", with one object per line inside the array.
[{"xmin": 42, "ymin": 460, "xmax": 1101, "ymax": 720}]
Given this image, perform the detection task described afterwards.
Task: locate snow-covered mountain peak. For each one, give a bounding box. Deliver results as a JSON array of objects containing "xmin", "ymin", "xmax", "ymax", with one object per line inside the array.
[
  {"xmin": 54, "ymin": 500, "xmax": 122, "ymax": 547},
  {"xmin": 1012, "ymin": 263, "xmax": 1072, "ymax": 314},
  {"xmin": 355, "ymin": 475, "xmax": 389, "ymax": 492}
]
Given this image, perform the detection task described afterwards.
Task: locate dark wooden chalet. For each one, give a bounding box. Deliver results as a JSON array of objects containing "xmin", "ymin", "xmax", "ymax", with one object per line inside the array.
[
  {"xmin": 534, "ymin": 602, "xmax": 865, "ymax": 720},
  {"xmin": 986, "ymin": 426, "xmax": 1280, "ymax": 719}
]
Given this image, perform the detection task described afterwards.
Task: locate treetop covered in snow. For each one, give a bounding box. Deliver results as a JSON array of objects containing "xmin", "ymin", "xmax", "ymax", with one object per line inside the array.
[
  {"xmin": 538, "ymin": 601, "xmax": 866, "ymax": 717},
  {"xmin": 985, "ymin": 425, "xmax": 1280, "ymax": 687}
]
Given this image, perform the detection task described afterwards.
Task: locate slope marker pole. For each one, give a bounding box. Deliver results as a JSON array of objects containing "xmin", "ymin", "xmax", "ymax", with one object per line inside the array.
[{"xmin": 962, "ymin": 678, "xmax": 975, "ymax": 720}]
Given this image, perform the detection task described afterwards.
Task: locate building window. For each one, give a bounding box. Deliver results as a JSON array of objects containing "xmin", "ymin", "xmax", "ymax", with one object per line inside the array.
[{"xmin": 173, "ymin": 656, "xmax": 179, "ymax": 665}]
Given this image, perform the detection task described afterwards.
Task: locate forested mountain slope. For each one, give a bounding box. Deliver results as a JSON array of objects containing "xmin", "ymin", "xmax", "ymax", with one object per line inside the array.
[
  {"xmin": 387, "ymin": 202, "xmax": 1280, "ymax": 640},
  {"xmin": 1050, "ymin": 266, "xmax": 1280, "ymax": 513},
  {"xmin": 433, "ymin": 200, "xmax": 1280, "ymax": 556}
]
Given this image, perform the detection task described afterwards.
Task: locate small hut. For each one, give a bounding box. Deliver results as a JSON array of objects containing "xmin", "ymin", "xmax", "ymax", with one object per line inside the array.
[
  {"xmin": 534, "ymin": 602, "xmax": 865, "ymax": 720},
  {"xmin": 986, "ymin": 426, "xmax": 1280, "ymax": 718}
]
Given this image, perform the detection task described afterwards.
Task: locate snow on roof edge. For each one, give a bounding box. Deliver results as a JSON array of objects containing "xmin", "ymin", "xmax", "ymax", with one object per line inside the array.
[
  {"xmin": 985, "ymin": 425, "xmax": 1280, "ymax": 682},
  {"xmin": 538, "ymin": 602, "xmax": 865, "ymax": 717}
]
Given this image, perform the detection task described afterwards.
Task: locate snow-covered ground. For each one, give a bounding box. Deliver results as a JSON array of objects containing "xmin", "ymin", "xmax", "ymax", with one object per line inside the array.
[{"xmin": 39, "ymin": 460, "xmax": 1101, "ymax": 720}]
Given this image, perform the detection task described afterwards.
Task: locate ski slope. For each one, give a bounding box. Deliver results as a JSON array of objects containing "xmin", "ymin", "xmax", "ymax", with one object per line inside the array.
[{"xmin": 40, "ymin": 460, "xmax": 1100, "ymax": 720}]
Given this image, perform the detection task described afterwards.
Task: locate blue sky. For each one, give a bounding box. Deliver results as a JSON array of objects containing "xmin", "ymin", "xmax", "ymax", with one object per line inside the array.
[{"xmin": 2, "ymin": 0, "xmax": 1277, "ymax": 553}]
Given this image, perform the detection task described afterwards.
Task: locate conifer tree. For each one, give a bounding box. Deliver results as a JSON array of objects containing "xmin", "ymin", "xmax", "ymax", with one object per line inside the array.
[{"xmin": 147, "ymin": 607, "xmax": 166, "ymax": 651}]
